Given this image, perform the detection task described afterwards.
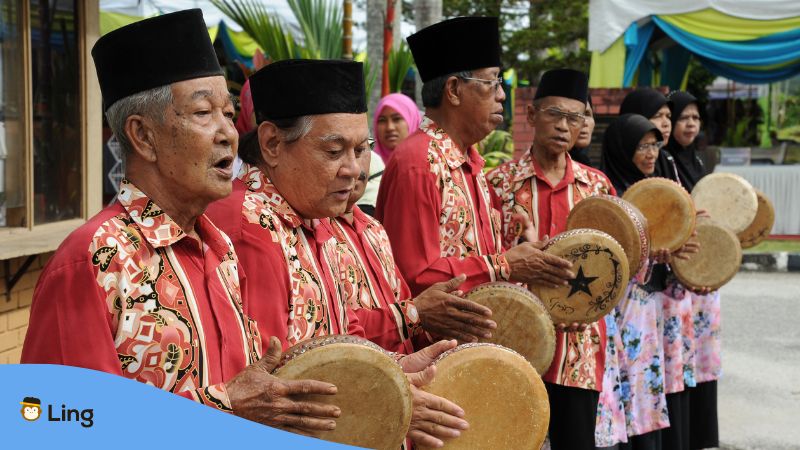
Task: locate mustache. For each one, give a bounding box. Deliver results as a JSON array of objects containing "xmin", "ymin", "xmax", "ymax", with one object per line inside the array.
[{"xmin": 358, "ymin": 170, "xmax": 367, "ymax": 181}]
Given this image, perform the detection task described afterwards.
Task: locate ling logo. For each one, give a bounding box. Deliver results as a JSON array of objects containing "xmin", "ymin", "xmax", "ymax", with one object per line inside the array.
[
  {"xmin": 19, "ymin": 396, "xmax": 94, "ymax": 427},
  {"xmin": 20, "ymin": 397, "xmax": 42, "ymax": 421}
]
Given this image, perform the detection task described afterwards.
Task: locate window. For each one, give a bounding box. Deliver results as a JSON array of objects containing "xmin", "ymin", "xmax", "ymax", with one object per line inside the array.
[{"xmin": 0, "ymin": 1, "xmax": 101, "ymax": 259}]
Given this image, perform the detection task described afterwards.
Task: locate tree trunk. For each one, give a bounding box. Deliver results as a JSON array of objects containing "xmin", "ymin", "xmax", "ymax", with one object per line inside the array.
[
  {"xmin": 343, "ymin": 0, "xmax": 353, "ymax": 59},
  {"xmin": 382, "ymin": 0, "xmax": 395, "ymax": 96},
  {"xmin": 412, "ymin": 0, "xmax": 442, "ymax": 108},
  {"xmin": 367, "ymin": 0, "xmax": 384, "ymax": 114}
]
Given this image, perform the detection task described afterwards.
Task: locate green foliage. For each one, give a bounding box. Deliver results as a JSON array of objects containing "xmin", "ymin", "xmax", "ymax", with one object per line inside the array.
[
  {"xmin": 478, "ymin": 130, "xmax": 514, "ymax": 171},
  {"xmin": 431, "ymin": 0, "xmax": 590, "ymax": 85},
  {"xmin": 355, "ymin": 52, "xmax": 379, "ymax": 104},
  {"xmin": 686, "ymin": 57, "xmax": 716, "ymax": 108},
  {"xmin": 722, "ymin": 116, "xmax": 751, "ymax": 147},
  {"xmin": 388, "ymin": 41, "xmax": 415, "ymax": 93},
  {"xmin": 212, "ymin": 0, "xmax": 342, "ymax": 60}
]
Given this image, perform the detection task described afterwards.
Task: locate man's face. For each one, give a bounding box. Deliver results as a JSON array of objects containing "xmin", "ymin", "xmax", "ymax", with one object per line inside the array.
[
  {"xmin": 528, "ymin": 96, "xmax": 586, "ymax": 157},
  {"xmin": 265, "ymin": 113, "xmax": 369, "ymax": 219},
  {"xmin": 348, "ymin": 147, "xmax": 371, "ymax": 210},
  {"xmin": 458, "ymin": 67, "xmax": 506, "ymax": 141},
  {"xmin": 150, "ymin": 76, "xmax": 237, "ymax": 204}
]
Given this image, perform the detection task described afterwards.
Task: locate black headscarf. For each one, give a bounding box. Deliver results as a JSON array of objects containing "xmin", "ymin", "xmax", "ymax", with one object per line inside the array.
[
  {"xmin": 569, "ymin": 96, "xmax": 593, "ymax": 167},
  {"xmin": 601, "ymin": 114, "xmax": 663, "ymax": 195},
  {"xmin": 664, "ymin": 91, "xmax": 706, "ymax": 192},
  {"xmin": 618, "ymin": 89, "xmax": 679, "ymax": 182}
]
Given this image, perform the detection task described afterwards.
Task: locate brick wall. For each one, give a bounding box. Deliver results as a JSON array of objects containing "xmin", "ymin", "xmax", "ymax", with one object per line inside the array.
[{"xmin": 0, "ymin": 252, "xmax": 53, "ymax": 364}]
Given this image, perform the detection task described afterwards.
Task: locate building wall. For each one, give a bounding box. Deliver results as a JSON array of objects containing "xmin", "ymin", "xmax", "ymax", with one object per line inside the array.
[{"xmin": 0, "ymin": 253, "xmax": 53, "ymax": 364}]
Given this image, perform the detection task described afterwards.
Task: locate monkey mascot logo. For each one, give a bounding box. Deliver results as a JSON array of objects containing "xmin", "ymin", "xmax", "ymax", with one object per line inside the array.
[{"xmin": 21, "ymin": 397, "xmax": 42, "ymax": 421}]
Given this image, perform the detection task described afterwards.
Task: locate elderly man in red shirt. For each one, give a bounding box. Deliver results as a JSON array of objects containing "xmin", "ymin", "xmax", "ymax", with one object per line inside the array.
[
  {"xmin": 22, "ymin": 10, "xmax": 341, "ymax": 433},
  {"xmin": 376, "ymin": 17, "xmax": 575, "ymax": 299},
  {"xmin": 486, "ymin": 68, "xmax": 616, "ymax": 450},
  {"xmin": 206, "ymin": 59, "xmax": 472, "ymax": 448}
]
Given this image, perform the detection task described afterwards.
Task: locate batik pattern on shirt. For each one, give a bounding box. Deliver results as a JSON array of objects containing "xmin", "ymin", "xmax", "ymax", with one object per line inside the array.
[
  {"xmin": 239, "ymin": 164, "xmax": 347, "ymax": 345},
  {"xmin": 89, "ymin": 180, "xmax": 261, "ymax": 410},
  {"xmin": 691, "ymin": 290, "xmax": 721, "ymax": 382},
  {"xmin": 421, "ymin": 117, "xmax": 508, "ymax": 275}
]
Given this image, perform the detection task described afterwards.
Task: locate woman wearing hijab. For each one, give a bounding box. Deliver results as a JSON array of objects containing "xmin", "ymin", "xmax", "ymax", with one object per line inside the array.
[
  {"xmin": 359, "ymin": 93, "xmax": 423, "ymax": 215},
  {"xmin": 595, "ymin": 114, "xmax": 671, "ymax": 450},
  {"xmin": 569, "ymin": 97, "xmax": 596, "ymax": 167},
  {"xmin": 619, "ymin": 88, "xmax": 681, "ymax": 181},
  {"xmin": 666, "ymin": 91, "xmax": 720, "ymax": 450}
]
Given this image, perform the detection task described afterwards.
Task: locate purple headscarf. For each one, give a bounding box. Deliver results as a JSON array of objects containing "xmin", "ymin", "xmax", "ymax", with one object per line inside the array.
[{"xmin": 372, "ymin": 93, "xmax": 422, "ymax": 163}]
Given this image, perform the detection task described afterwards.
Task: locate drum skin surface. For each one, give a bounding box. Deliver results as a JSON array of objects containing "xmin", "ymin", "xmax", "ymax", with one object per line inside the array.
[
  {"xmin": 567, "ymin": 195, "xmax": 650, "ymax": 279},
  {"xmin": 737, "ymin": 189, "xmax": 775, "ymax": 249},
  {"xmin": 419, "ymin": 344, "xmax": 549, "ymax": 450},
  {"xmin": 532, "ymin": 229, "xmax": 629, "ymax": 325},
  {"xmin": 273, "ymin": 335, "xmax": 412, "ymax": 450},
  {"xmin": 672, "ymin": 219, "xmax": 742, "ymax": 291},
  {"xmin": 464, "ymin": 282, "xmax": 555, "ymax": 375},
  {"xmin": 692, "ymin": 172, "xmax": 757, "ymax": 234},
  {"xmin": 622, "ymin": 177, "xmax": 695, "ymax": 253}
]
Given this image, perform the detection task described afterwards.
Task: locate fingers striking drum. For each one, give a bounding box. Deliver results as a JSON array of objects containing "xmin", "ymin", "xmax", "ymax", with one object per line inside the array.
[
  {"xmin": 418, "ymin": 343, "xmax": 550, "ymax": 450},
  {"xmin": 671, "ymin": 218, "xmax": 743, "ymax": 292},
  {"xmin": 272, "ymin": 335, "xmax": 413, "ymax": 450},
  {"xmin": 464, "ymin": 282, "xmax": 556, "ymax": 374},
  {"xmin": 622, "ymin": 177, "xmax": 696, "ymax": 254},
  {"xmin": 531, "ymin": 229, "xmax": 629, "ymax": 325},
  {"xmin": 566, "ymin": 194, "xmax": 650, "ymax": 279}
]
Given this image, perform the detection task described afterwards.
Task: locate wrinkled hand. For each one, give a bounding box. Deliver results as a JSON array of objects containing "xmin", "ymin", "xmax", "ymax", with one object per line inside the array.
[
  {"xmin": 556, "ymin": 321, "xmax": 588, "ymax": 333},
  {"xmin": 416, "ymin": 275, "xmax": 496, "ymax": 342},
  {"xmin": 504, "ymin": 240, "xmax": 574, "ymax": 287},
  {"xmin": 226, "ymin": 336, "xmax": 340, "ymax": 434},
  {"xmin": 512, "ymin": 213, "xmax": 538, "ymax": 244},
  {"xmin": 405, "ymin": 360, "xmax": 468, "ymax": 448},
  {"xmin": 398, "ymin": 339, "xmax": 458, "ymax": 373}
]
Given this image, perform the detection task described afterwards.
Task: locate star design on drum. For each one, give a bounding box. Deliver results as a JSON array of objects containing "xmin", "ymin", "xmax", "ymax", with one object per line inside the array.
[{"xmin": 566, "ymin": 266, "xmax": 598, "ymax": 297}]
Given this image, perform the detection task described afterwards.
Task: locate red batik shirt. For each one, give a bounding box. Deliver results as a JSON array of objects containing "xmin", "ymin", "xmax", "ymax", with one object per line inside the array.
[
  {"xmin": 322, "ymin": 207, "xmax": 423, "ymax": 353},
  {"xmin": 487, "ymin": 150, "xmax": 616, "ymax": 391},
  {"xmin": 206, "ymin": 164, "xmax": 363, "ymax": 350},
  {"xmin": 22, "ymin": 180, "xmax": 262, "ymax": 411},
  {"xmin": 376, "ymin": 117, "xmax": 510, "ymax": 296}
]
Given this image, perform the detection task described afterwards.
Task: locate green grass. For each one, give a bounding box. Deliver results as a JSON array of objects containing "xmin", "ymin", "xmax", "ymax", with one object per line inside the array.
[{"xmin": 743, "ymin": 239, "xmax": 800, "ymax": 254}]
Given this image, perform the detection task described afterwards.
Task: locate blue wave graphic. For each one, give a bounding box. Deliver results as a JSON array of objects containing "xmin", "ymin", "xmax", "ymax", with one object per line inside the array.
[{"xmin": 1, "ymin": 364, "xmax": 361, "ymax": 448}]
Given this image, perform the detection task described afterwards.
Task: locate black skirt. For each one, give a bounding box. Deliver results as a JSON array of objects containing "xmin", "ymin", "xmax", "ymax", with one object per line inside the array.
[
  {"xmin": 688, "ymin": 381, "xmax": 719, "ymax": 449},
  {"xmin": 546, "ymin": 382, "xmax": 600, "ymax": 450},
  {"xmin": 662, "ymin": 391, "xmax": 691, "ymax": 450}
]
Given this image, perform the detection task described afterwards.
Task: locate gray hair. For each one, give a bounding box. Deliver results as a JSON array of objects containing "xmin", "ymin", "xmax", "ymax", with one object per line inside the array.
[
  {"xmin": 421, "ymin": 70, "xmax": 472, "ymax": 108},
  {"xmin": 239, "ymin": 115, "xmax": 315, "ymax": 165},
  {"xmin": 105, "ymin": 85, "xmax": 173, "ymax": 154}
]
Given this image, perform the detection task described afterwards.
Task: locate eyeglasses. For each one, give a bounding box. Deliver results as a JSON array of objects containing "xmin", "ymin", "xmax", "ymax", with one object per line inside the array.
[
  {"xmin": 535, "ymin": 106, "xmax": 586, "ymax": 128},
  {"xmin": 677, "ymin": 114, "xmax": 701, "ymax": 123},
  {"xmin": 635, "ymin": 141, "xmax": 664, "ymax": 154},
  {"xmin": 458, "ymin": 75, "xmax": 504, "ymax": 91},
  {"xmin": 367, "ymin": 138, "xmax": 375, "ymax": 151}
]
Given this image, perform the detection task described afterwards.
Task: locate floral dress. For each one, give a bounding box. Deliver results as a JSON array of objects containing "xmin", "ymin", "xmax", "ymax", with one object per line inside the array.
[
  {"xmin": 616, "ymin": 281, "xmax": 671, "ymax": 436},
  {"xmin": 595, "ymin": 313, "xmax": 628, "ymax": 447},
  {"xmin": 660, "ymin": 276, "xmax": 697, "ymax": 393},
  {"xmin": 692, "ymin": 290, "xmax": 722, "ymax": 382}
]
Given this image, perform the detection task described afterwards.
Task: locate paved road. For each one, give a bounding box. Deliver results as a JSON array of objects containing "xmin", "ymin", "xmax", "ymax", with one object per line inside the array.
[{"xmin": 718, "ymin": 272, "xmax": 800, "ymax": 450}]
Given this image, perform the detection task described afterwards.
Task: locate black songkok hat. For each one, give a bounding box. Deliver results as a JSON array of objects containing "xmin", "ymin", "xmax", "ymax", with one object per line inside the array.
[
  {"xmin": 250, "ymin": 59, "xmax": 367, "ymax": 121},
  {"xmin": 92, "ymin": 9, "xmax": 222, "ymax": 111},
  {"xmin": 407, "ymin": 17, "xmax": 501, "ymax": 82},
  {"xmin": 619, "ymin": 88, "xmax": 672, "ymax": 120},
  {"xmin": 534, "ymin": 69, "xmax": 589, "ymax": 103}
]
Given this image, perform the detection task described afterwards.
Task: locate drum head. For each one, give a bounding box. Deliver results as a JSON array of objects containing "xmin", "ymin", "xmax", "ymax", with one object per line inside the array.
[
  {"xmin": 622, "ymin": 177, "xmax": 695, "ymax": 253},
  {"xmin": 692, "ymin": 172, "xmax": 757, "ymax": 233},
  {"xmin": 273, "ymin": 335, "xmax": 412, "ymax": 450},
  {"xmin": 567, "ymin": 195, "xmax": 650, "ymax": 278},
  {"xmin": 672, "ymin": 219, "xmax": 742, "ymax": 291},
  {"xmin": 465, "ymin": 282, "xmax": 555, "ymax": 375},
  {"xmin": 531, "ymin": 229, "xmax": 629, "ymax": 324},
  {"xmin": 420, "ymin": 344, "xmax": 549, "ymax": 450},
  {"xmin": 738, "ymin": 189, "xmax": 775, "ymax": 249}
]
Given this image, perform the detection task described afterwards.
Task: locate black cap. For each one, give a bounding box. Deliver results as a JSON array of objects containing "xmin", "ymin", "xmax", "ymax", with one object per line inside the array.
[
  {"xmin": 92, "ymin": 9, "xmax": 223, "ymax": 111},
  {"xmin": 407, "ymin": 17, "xmax": 501, "ymax": 82},
  {"xmin": 534, "ymin": 69, "xmax": 589, "ymax": 103},
  {"xmin": 619, "ymin": 88, "xmax": 672, "ymax": 120},
  {"xmin": 21, "ymin": 397, "xmax": 41, "ymax": 405},
  {"xmin": 249, "ymin": 59, "xmax": 367, "ymax": 121}
]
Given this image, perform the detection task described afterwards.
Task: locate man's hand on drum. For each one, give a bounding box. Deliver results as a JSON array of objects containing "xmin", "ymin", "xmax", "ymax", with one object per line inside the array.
[
  {"xmin": 415, "ymin": 274, "xmax": 497, "ymax": 342},
  {"xmin": 400, "ymin": 340, "xmax": 469, "ymax": 448},
  {"xmin": 226, "ymin": 336, "xmax": 340, "ymax": 434},
  {"xmin": 504, "ymin": 239, "xmax": 575, "ymax": 288}
]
